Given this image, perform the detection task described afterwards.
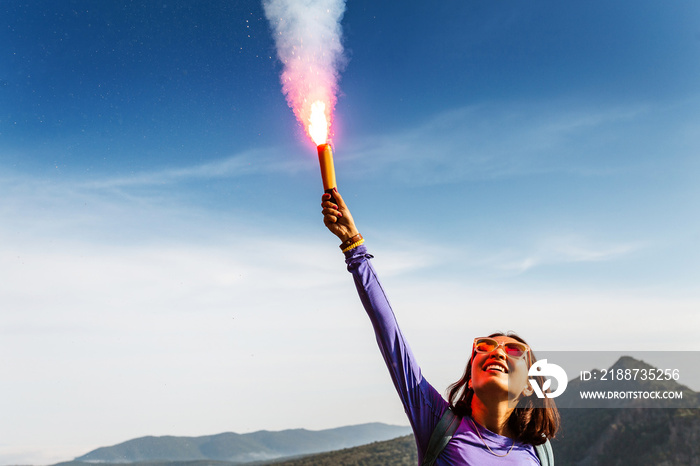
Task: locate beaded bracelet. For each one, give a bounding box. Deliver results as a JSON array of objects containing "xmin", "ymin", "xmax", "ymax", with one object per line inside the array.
[
  {"xmin": 340, "ymin": 233, "xmax": 363, "ymax": 252},
  {"xmin": 341, "ymin": 238, "xmax": 365, "ymax": 253}
]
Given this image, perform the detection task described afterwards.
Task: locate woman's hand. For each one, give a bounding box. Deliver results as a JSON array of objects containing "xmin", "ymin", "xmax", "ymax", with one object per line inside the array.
[{"xmin": 321, "ymin": 189, "xmax": 360, "ymax": 243}]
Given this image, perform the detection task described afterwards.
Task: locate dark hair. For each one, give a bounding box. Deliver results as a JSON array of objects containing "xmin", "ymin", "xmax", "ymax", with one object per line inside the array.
[{"xmin": 446, "ymin": 332, "xmax": 560, "ymax": 445}]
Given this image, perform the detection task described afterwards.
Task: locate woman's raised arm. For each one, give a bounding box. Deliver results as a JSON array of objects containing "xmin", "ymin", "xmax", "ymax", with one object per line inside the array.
[{"xmin": 319, "ymin": 189, "xmax": 447, "ymax": 461}]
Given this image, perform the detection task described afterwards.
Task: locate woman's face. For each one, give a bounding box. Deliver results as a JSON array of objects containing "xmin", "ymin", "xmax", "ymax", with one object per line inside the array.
[{"xmin": 469, "ymin": 336, "xmax": 532, "ymax": 404}]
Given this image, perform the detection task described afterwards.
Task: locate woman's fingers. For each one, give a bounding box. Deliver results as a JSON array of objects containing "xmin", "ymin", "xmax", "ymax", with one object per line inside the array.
[
  {"xmin": 321, "ymin": 201, "xmax": 342, "ymax": 217},
  {"xmin": 322, "ymin": 209, "xmax": 342, "ymax": 223},
  {"xmin": 321, "ymin": 189, "xmax": 359, "ymax": 241},
  {"xmin": 321, "ymin": 194, "xmax": 342, "ymax": 220},
  {"xmin": 323, "ymin": 214, "xmax": 337, "ymax": 228},
  {"xmin": 322, "ymin": 204, "xmax": 342, "ymax": 231},
  {"xmin": 331, "ymin": 189, "xmax": 346, "ymax": 209}
]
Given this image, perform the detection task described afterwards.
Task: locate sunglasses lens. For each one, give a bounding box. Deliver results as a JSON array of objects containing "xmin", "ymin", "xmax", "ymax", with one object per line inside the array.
[
  {"xmin": 504, "ymin": 344, "xmax": 526, "ymax": 358},
  {"xmin": 474, "ymin": 338, "xmax": 497, "ymax": 353}
]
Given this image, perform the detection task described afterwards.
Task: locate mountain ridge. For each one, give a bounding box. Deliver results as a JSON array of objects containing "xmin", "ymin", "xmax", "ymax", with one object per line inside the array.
[{"xmin": 66, "ymin": 423, "xmax": 411, "ymax": 464}]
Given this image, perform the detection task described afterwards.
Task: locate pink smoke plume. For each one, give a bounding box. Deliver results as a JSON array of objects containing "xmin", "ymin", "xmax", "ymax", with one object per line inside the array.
[{"xmin": 263, "ymin": 0, "xmax": 346, "ymax": 145}]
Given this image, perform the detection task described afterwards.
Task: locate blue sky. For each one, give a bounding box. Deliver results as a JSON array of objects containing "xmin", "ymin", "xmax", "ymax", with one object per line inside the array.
[{"xmin": 1, "ymin": 1, "xmax": 699, "ymax": 463}]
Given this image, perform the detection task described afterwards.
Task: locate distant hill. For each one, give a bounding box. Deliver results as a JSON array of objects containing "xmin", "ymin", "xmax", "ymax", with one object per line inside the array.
[
  {"xmin": 552, "ymin": 356, "xmax": 700, "ymax": 465},
  {"xmin": 553, "ymin": 408, "xmax": 700, "ymax": 465},
  {"xmin": 60, "ymin": 423, "xmax": 411, "ymax": 465},
  {"xmin": 266, "ymin": 434, "xmax": 417, "ymax": 466}
]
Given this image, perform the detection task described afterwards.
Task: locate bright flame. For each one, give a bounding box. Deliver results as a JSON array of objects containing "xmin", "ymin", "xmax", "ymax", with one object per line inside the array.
[
  {"xmin": 263, "ymin": 0, "xmax": 345, "ymax": 147},
  {"xmin": 308, "ymin": 101, "xmax": 328, "ymax": 145}
]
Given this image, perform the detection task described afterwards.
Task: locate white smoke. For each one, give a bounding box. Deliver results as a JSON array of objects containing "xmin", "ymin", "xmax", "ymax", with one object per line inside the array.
[{"xmin": 263, "ymin": 0, "xmax": 346, "ymax": 141}]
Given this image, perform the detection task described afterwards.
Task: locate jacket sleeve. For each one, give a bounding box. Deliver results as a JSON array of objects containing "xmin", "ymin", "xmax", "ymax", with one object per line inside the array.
[{"xmin": 344, "ymin": 244, "xmax": 448, "ymax": 459}]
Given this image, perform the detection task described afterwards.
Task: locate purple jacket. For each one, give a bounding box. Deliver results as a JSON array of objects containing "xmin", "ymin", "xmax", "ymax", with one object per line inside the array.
[{"xmin": 345, "ymin": 245, "xmax": 540, "ymax": 465}]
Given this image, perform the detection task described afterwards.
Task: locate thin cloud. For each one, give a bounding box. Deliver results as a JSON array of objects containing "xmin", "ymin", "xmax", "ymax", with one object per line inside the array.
[
  {"xmin": 80, "ymin": 146, "xmax": 313, "ymax": 190},
  {"xmin": 492, "ymin": 235, "xmax": 646, "ymax": 274},
  {"xmin": 339, "ymin": 100, "xmax": 651, "ymax": 185}
]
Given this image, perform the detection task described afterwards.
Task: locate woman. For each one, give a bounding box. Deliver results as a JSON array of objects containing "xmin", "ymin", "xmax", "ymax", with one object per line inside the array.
[{"xmin": 321, "ymin": 190, "xmax": 559, "ymax": 465}]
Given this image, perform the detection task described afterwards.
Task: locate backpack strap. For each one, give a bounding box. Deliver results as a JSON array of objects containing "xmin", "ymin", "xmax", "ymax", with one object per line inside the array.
[
  {"xmin": 421, "ymin": 407, "xmax": 462, "ymax": 466},
  {"xmin": 535, "ymin": 439, "xmax": 554, "ymax": 465}
]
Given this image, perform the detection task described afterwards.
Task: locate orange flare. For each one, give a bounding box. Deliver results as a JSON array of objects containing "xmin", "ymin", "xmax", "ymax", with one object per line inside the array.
[{"xmin": 317, "ymin": 143, "xmax": 336, "ymax": 193}]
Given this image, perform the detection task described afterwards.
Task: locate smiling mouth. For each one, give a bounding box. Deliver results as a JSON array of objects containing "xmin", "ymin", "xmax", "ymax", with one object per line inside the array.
[{"xmin": 484, "ymin": 364, "xmax": 508, "ymax": 374}]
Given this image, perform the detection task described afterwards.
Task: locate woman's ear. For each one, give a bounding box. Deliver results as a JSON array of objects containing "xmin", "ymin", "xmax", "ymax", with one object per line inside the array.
[{"xmin": 522, "ymin": 385, "xmax": 534, "ymax": 397}]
